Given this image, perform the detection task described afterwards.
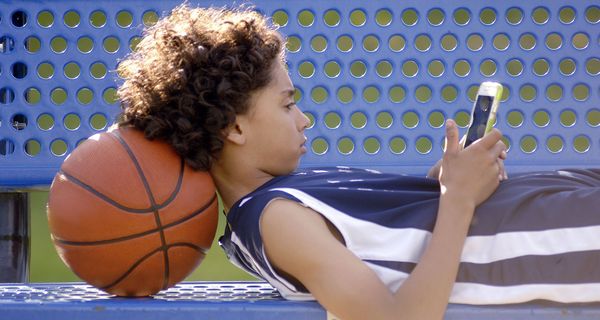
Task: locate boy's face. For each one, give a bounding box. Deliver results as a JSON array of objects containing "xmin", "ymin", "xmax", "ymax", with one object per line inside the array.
[{"xmin": 236, "ymin": 59, "xmax": 310, "ymax": 176}]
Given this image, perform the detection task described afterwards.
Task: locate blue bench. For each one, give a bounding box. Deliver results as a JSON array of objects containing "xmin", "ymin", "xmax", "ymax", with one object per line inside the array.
[{"xmin": 1, "ymin": 0, "xmax": 599, "ymax": 318}]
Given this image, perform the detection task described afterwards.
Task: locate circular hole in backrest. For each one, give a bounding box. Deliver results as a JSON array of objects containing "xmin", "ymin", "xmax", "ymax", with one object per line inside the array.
[
  {"xmin": 103, "ymin": 36, "xmax": 120, "ymax": 53},
  {"xmin": 77, "ymin": 36, "xmax": 94, "ymax": 53},
  {"xmin": 520, "ymin": 136, "xmax": 537, "ymax": 153},
  {"xmin": 50, "ymin": 139, "xmax": 68, "ymax": 156},
  {"xmin": 506, "ymin": 110, "xmax": 525, "ymax": 128},
  {"xmin": 363, "ymin": 86, "xmax": 380, "ymax": 103},
  {"xmin": 376, "ymin": 9, "xmax": 392, "ymax": 26},
  {"xmin": 402, "ymin": 8, "xmax": 418, "ymax": 26},
  {"xmin": 37, "ymin": 62, "xmax": 54, "ymax": 79},
  {"xmin": 64, "ymin": 10, "xmax": 80, "ymax": 28},
  {"xmin": 454, "ymin": 59, "xmax": 470, "ymax": 77},
  {"xmin": 560, "ymin": 109, "xmax": 576, "ymax": 127},
  {"xmin": 454, "ymin": 110, "xmax": 470, "ymax": 127},
  {"xmin": 533, "ymin": 58, "xmax": 550, "ymax": 76},
  {"xmin": 298, "ymin": 10, "xmax": 315, "ymax": 27},
  {"xmin": 376, "ymin": 111, "xmax": 393, "ymax": 129},
  {"xmin": 389, "ymin": 136, "xmax": 407, "ymax": 154},
  {"xmin": 415, "ymin": 136, "xmax": 432, "ymax": 154},
  {"xmin": 143, "ymin": 10, "xmax": 159, "ymax": 27},
  {"xmin": 24, "ymin": 87, "xmax": 41, "ymax": 105},
  {"xmin": 388, "ymin": 35, "xmax": 405, "ymax": 52},
  {"xmin": 586, "ymin": 109, "xmax": 600, "ymax": 127},
  {"xmin": 90, "ymin": 113, "xmax": 108, "ymax": 130},
  {"xmin": 466, "ymin": 34, "xmax": 483, "ymax": 51},
  {"xmin": 351, "ymin": 112, "xmax": 367, "ymax": 129},
  {"xmin": 90, "ymin": 10, "xmax": 107, "ymax": 28},
  {"xmin": 272, "ymin": 10, "xmax": 288, "ymax": 27},
  {"xmin": 103, "ymin": 87, "xmax": 118, "ymax": 105},
  {"xmin": 64, "ymin": 113, "xmax": 81, "ymax": 130},
  {"xmin": 311, "ymin": 137, "xmax": 328, "ymax": 155},
  {"xmin": 453, "ymin": 8, "xmax": 470, "ymax": 25},
  {"xmin": 519, "ymin": 84, "xmax": 537, "ymax": 102},
  {"xmin": 480, "ymin": 59, "xmax": 497, "ymax": 76},
  {"xmin": 286, "ymin": 35, "xmax": 301, "ymax": 53},
  {"xmin": 324, "ymin": 60, "xmax": 341, "ymax": 78},
  {"xmin": 350, "ymin": 60, "xmax": 367, "ymax": 78},
  {"xmin": 532, "ymin": 7, "xmax": 549, "ymax": 25},
  {"xmin": 25, "ymin": 140, "xmax": 41, "ymax": 157},
  {"xmin": 402, "ymin": 60, "xmax": 418, "ymax": 77},
  {"xmin": 585, "ymin": 6, "xmax": 600, "ymax": 24},
  {"xmin": 519, "ymin": 33, "xmax": 536, "ymax": 50},
  {"xmin": 389, "ymin": 86, "xmax": 406, "ymax": 103},
  {"xmin": 573, "ymin": 135, "xmax": 590, "ymax": 153},
  {"xmin": 415, "ymin": 85, "xmax": 431, "ymax": 103},
  {"xmin": 533, "ymin": 110, "xmax": 550, "ymax": 127},
  {"xmin": 324, "ymin": 9, "xmax": 340, "ymax": 27},
  {"xmin": 363, "ymin": 35, "xmax": 380, "ymax": 52},
  {"xmin": 11, "ymin": 62, "xmax": 27, "ymax": 79},
  {"xmin": 0, "ymin": 36, "xmax": 15, "ymax": 53},
  {"xmin": 337, "ymin": 35, "xmax": 353, "ymax": 52},
  {"xmin": 37, "ymin": 113, "xmax": 54, "ymax": 130},
  {"xmin": 586, "ymin": 58, "xmax": 600, "ymax": 75},
  {"xmin": 572, "ymin": 84, "xmax": 590, "ymax": 101},
  {"xmin": 64, "ymin": 62, "xmax": 81, "ymax": 79},
  {"xmin": 337, "ymin": 137, "xmax": 354, "ymax": 155},
  {"xmin": 427, "ymin": 8, "xmax": 444, "ymax": 26},
  {"xmin": 324, "ymin": 112, "xmax": 341, "ymax": 129},
  {"xmin": 37, "ymin": 10, "xmax": 53, "ymax": 27},
  {"xmin": 350, "ymin": 9, "xmax": 366, "ymax": 27},
  {"xmin": 0, "ymin": 87, "xmax": 15, "ymax": 104},
  {"xmin": 428, "ymin": 60, "xmax": 444, "ymax": 77},
  {"xmin": 25, "ymin": 36, "xmax": 41, "ymax": 53},
  {"xmin": 51, "ymin": 36, "xmax": 67, "ymax": 53},
  {"xmin": 428, "ymin": 111, "xmax": 445, "ymax": 128},
  {"xmin": 480, "ymin": 8, "xmax": 496, "ymax": 25},
  {"xmin": 77, "ymin": 87, "xmax": 94, "ymax": 105},
  {"xmin": 0, "ymin": 139, "xmax": 16, "ymax": 156},
  {"xmin": 376, "ymin": 60, "xmax": 393, "ymax": 78},
  {"xmin": 311, "ymin": 35, "xmax": 327, "ymax": 52},
  {"xmin": 12, "ymin": 10, "xmax": 27, "ymax": 27},
  {"xmin": 493, "ymin": 33, "xmax": 510, "ymax": 51},
  {"xmin": 116, "ymin": 10, "xmax": 133, "ymax": 28},
  {"xmin": 363, "ymin": 137, "xmax": 380, "ymax": 155},
  {"xmin": 546, "ymin": 84, "xmax": 563, "ymax": 101},
  {"xmin": 90, "ymin": 61, "xmax": 107, "ymax": 79},
  {"xmin": 572, "ymin": 32, "xmax": 589, "ymax": 50},
  {"xmin": 11, "ymin": 114, "xmax": 27, "ymax": 130},
  {"xmin": 402, "ymin": 111, "xmax": 419, "ymax": 128},
  {"xmin": 337, "ymin": 86, "xmax": 354, "ymax": 104},
  {"xmin": 311, "ymin": 86, "xmax": 328, "ymax": 104},
  {"xmin": 441, "ymin": 85, "xmax": 458, "ymax": 103},
  {"xmin": 440, "ymin": 33, "xmax": 457, "ymax": 51},
  {"xmin": 506, "ymin": 58, "xmax": 523, "ymax": 77},
  {"xmin": 51, "ymin": 88, "xmax": 67, "ymax": 105},
  {"xmin": 559, "ymin": 6, "xmax": 576, "ymax": 24},
  {"xmin": 414, "ymin": 34, "xmax": 431, "ymax": 51},
  {"xmin": 546, "ymin": 135, "xmax": 564, "ymax": 153}
]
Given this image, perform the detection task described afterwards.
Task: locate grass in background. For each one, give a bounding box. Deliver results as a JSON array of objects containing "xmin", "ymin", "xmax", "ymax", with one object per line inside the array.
[{"xmin": 29, "ymin": 191, "xmax": 256, "ymax": 283}]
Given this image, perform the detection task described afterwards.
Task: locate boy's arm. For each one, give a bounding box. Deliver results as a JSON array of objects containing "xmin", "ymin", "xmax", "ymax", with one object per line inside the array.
[{"xmin": 261, "ymin": 120, "xmax": 506, "ymax": 320}]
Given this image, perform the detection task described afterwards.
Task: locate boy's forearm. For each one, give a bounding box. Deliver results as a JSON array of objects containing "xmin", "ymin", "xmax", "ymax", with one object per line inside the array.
[{"xmin": 391, "ymin": 193, "xmax": 474, "ymax": 320}]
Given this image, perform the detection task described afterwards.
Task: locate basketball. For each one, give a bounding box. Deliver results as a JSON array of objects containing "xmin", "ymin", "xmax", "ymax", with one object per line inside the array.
[{"xmin": 47, "ymin": 126, "xmax": 218, "ymax": 297}]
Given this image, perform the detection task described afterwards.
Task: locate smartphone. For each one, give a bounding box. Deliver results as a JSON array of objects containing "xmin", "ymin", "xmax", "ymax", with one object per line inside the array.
[{"xmin": 462, "ymin": 82, "xmax": 503, "ymax": 148}]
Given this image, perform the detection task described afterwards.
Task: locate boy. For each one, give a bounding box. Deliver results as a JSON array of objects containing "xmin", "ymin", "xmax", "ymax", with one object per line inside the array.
[{"xmin": 117, "ymin": 5, "xmax": 600, "ymax": 320}]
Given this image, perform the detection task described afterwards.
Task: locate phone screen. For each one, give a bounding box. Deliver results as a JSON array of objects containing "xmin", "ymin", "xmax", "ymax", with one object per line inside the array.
[{"xmin": 464, "ymin": 95, "xmax": 494, "ymax": 147}]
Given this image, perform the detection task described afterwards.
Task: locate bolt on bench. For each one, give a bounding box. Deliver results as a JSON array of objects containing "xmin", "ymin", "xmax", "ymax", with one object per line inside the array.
[{"xmin": 1, "ymin": 0, "xmax": 599, "ymax": 318}]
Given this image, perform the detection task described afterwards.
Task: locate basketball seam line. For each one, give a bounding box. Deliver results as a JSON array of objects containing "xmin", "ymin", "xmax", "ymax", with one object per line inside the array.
[
  {"xmin": 110, "ymin": 130, "xmax": 170, "ymax": 290},
  {"xmin": 53, "ymin": 193, "xmax": 217, "ymax": 246},
  {"xmin": 99, "ymin": 242, "xmax": 206, "ymax": 291},
  {"xmin": 57, "ymin": 161, "xmax": 185, "ymax": 214}
]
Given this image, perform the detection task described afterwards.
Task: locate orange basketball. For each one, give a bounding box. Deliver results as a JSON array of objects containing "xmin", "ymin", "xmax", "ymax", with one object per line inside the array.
[{"xmin": 47, "ymin": 126, "xmax": 218, "ymax": 297}]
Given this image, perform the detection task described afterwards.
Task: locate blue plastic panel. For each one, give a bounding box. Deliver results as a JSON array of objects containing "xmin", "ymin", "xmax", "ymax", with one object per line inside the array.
[
  {"xmin": 0, "ymin": 0, "xmax": 598, "ymax": 188},
  {"xmin": 2, "ymin": 281, "xmax": 600, "ymax": 320}
]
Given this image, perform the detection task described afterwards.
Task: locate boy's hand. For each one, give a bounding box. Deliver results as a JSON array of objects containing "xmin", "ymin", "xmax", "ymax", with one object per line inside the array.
[
  {"xmin": 438, "ymin": 119, "xmax": 506, "ymax": 208},
  {"xmin": 427, "ymin": 126, "xmax": 508, "ymax": 181}
]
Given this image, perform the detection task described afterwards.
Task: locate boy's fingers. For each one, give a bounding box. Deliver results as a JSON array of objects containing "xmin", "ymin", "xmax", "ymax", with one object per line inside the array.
[
  {"xmin": 476, "ymin": 128, "xmax": 503, "ymax": 149},
  {"xmin": 444, "ymin": 119, "xmax": 459, "ymax": 155}
]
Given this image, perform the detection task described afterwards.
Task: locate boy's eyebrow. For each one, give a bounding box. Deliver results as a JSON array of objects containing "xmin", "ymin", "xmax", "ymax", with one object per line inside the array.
[{"xmin": 281, "ymin": 89, "xmax": 295, "ymax": 98}]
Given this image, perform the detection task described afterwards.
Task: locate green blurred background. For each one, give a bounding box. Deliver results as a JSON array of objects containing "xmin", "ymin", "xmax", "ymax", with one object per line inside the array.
[{"xmin": 29, "ymin": 191, "xmax": 256, "ymax": 283}]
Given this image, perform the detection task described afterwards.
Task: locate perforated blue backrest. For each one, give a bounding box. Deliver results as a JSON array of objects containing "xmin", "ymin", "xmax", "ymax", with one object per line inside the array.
[{"xmin": 0, "ymin": 0, "xmax": 598, "ymax": 187}]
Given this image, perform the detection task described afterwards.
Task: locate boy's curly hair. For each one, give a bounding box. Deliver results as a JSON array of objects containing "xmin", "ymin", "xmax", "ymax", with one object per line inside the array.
[{"xmin": 117, "ymin": 4, "xmax": 283, "ymax": 170}]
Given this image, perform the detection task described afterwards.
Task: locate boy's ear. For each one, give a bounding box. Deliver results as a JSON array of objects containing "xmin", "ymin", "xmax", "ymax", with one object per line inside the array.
[{"xmin": 224, "ymin": 118, "xmax": 246, "ymax": 145}]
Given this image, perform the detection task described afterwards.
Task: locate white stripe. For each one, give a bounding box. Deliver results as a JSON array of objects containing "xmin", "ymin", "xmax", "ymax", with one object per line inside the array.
[
  {"xmin": 462, "ymin": 225, "xmax": 600, "ymax": 263},
  {"xmin": 229, "ymin": 232, "xmax": 312, "ymax": 300},
  {"xmin": 451, "ymin": 282, "xmax": 600, "ymax": 304},
  {"xmin": 269, "ymin": 188, "xmax": 431, "ymax": 263},
  {"xmin": 272, "ymin": 188, "xmax": 600, "ymax": 265}
]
